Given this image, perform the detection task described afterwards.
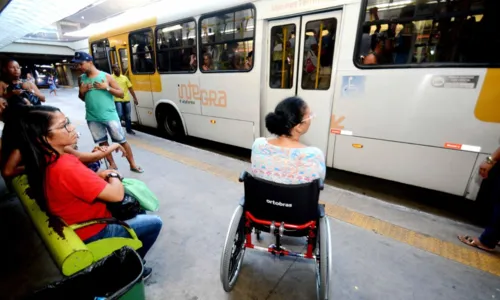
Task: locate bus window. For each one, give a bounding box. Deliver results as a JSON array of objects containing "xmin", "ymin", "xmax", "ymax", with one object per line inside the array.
[
  {"xmin": 91, "ymin": 39, "xmax": 111, "ymax": 74},
  {"xmin": 302, "ymin": 18, "xmax": 337, "ymax": 90},
  {"xmin": 200, "ymin": 6, "xmax": 255, "ymax": 72},
  {"xmin": 156, "ymin": 20, "xmax": 197, "ymax": 73},
  {"xmin": 269, "ymin": 24, "xmax": 296, "ymax": 89},
  {"xmin": 119, "ymin": 48, "xmax": 129, "ymax": 76},
  {"xmin": 356, "ymin": 0, "xmax": 500, "ymax": 66},
  {"xmin": 129, "ymin": 29, "xmax": 156, "ymax": 74}
]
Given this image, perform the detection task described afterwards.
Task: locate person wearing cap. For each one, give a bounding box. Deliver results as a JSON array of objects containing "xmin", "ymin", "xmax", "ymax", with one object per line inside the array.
[{"xmin": 72, "ymin": 51, "xmax": 144, "ymax": 173}]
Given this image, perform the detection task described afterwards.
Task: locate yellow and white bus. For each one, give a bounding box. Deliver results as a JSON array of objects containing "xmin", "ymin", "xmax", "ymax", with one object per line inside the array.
[{"xmin": 88, "ymin": 0, "xmax": 500, "ymax": 200}]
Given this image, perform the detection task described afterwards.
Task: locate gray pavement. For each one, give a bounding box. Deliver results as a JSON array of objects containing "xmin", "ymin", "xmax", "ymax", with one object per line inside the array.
[{"xmin": 0, "ymin": 89, "xmax": 499, "ymax": 300}]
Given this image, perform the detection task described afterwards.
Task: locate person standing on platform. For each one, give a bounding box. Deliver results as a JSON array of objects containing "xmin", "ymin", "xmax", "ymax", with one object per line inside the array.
[
  {"xmin": 112, "ymin": 64, "xmax": 138, "ymax": 135},
  {"xmin": 48, "ymin": 75, "xmax": 57, "ymax": 96},
  {"xmin": 72, "ymin": 52, "xmax": 144, "ymax": 173},
  {"xmin": 459, "ymin": 147, "xmax": 500, "ymax": 251}
]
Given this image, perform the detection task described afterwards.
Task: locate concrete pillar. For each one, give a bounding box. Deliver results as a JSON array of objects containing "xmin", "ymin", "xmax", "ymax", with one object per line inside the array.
[{"xmin": 63, "ymin": 65, "xmax": 74, "ymax": 86}]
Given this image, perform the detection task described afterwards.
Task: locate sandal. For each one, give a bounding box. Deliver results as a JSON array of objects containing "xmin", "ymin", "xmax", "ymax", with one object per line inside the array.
[
  {"xmin": 457, "ymin": 235, "xmax": 495, "ymax": 252},
  {"xmin": 130, "ymin": 166, "xmax": 144, "ymax": 173}
]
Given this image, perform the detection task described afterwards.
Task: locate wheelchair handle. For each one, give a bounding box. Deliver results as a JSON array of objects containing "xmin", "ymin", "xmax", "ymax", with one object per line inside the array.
[{"xmin": 239, "ymin": 170, "xmax": 248, "ymax": 182}]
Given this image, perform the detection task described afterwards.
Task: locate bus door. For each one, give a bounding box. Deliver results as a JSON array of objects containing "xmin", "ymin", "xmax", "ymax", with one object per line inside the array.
[
  {"xmin": 116, "ymin": 47, "xmax": 141, "ymax": 124},
  {"xmin": 127, "ymin": 29, "xmax": 157, "ymax": 128},
  {"xmin": 265, "ymin": 11, "xmax": 342, "ymax": 154},
  {"xmin": 108, "ymin": 47, "xmax": 118, "ymax": 69}
]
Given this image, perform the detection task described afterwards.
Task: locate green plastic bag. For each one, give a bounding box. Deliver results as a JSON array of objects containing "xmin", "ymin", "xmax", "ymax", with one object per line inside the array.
[{"xmin": 122, "ymin": 178, "xmax": 159, "ymax": 212}]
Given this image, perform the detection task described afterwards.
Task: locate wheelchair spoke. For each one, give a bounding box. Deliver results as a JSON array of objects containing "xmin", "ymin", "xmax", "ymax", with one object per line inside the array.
[
  {"xmin": 220, "ymin": 205, "xmax": 246, "ymax": 292},
  {"xmin": 228, "ymin": 226, "xmax": 245, "ymax": 281}
]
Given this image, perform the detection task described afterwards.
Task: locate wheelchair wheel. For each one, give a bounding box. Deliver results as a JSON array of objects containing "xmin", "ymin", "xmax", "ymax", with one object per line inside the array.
[
  {"xmin": 220, "ymin": 205, "xmax": 246, "ymax": 292},
  {"xmin": 316, "ymin": 216, "xmax": 332, "ymax": 300}
]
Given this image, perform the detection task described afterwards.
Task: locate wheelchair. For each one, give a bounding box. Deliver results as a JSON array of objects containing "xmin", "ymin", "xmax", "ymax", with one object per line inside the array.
[{"xmin": 220, "ymin": 171, "xmax": 332, "ymax": 300}]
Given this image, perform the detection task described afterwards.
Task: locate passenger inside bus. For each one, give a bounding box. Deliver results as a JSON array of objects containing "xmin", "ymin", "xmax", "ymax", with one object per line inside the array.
[
  {"xmin": 202, "ymin": 53, "xmax": 213, "ymax": 71},
  {"xmin": 245, "ymin": 51, "xmax": 253, "ymax": 70},
  {"xmin": 270, "ymin": 30, "xmax": 294, "ymax": 88},
  {"xmin": 251, "ymin": 97, "xmax": 326, "ymax": 184},
  {"xmin": 220, "ymin": 42, "xmax": 242, "ymax": 70},
  {"xmin": 11, "ymin": 105, "xmax": 162, "ymax": 279},
  {"xmin": 184, "ymin": 38, "xmax": 197, "ymax": 72},
  {"xmin": 360, "ymin": 0, "xmax": 500, "ymax": 65},
  {"xmin": 363, "ymin": 31, "xmax": 393, "ymax": 65},
  {"xmin": 132, "ymin": 34, "xmax": 154, "ymax": 73},
  {"xmin": 301, "ymin": 19, "xmax": 337, "ymax": 89}
]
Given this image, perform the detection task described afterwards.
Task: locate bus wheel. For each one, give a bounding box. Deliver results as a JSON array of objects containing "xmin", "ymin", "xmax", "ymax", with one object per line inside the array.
[{"xmin": 157, "ymin": 105, "xmax": 185, "ymax": 140}]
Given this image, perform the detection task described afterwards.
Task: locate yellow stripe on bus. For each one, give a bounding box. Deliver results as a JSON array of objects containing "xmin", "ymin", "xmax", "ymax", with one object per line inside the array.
[
  {"xmin": 89, "ymin": 17, "xmax": 157, "ymax": 43},
  {"xmin": 475, "ymin": 68, "xmax": 500, "ymax": 123}
]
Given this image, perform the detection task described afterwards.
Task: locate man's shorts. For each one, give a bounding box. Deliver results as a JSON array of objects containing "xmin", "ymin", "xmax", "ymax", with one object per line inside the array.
[{"xmin": 87, "ymin": 120, "xmax": 126, "ymax": 144}]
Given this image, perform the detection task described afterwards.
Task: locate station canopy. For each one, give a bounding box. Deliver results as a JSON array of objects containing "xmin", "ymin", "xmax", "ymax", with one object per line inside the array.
[{"xmin": 0, "ymin": 0, "xmax": 249, "ymax": 49}]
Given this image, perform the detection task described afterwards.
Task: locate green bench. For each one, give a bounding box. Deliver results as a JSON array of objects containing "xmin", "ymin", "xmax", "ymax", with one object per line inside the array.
[{"xmin": 12, "ymin": 174, "xmax": 142, "ymax": 276}]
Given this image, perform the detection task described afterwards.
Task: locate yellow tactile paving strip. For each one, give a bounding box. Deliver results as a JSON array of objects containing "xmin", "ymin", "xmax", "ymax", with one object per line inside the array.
[
  {"xmin": 324, "ymin": 204, "xmax": 500, "ymax": 277},
  {"xmin": 128, "ymin": 138, "xmax": 500, "ymax": 277}
]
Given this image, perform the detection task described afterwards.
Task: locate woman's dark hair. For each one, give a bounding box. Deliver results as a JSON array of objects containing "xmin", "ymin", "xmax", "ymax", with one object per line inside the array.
[
  {"xmin": 16, "ymin": 105, "xmax": 61, "ymax": 213},
  {"xmin": 265, "ymin": 96, "xmax": 307, "ymax": 136}
]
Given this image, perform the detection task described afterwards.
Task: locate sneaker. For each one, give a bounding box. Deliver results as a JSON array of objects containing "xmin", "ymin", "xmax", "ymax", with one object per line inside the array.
[
  {"xmin": 142, "ymin": 266, "xmax": 153, "ymax": 281},
  {"xmin": 127, "ymin": 130, "xmax": 136, "ymax": 135}
]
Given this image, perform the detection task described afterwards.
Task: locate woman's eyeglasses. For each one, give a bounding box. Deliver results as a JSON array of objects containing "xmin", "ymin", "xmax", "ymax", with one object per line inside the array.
[
  {"xmin": 301, "ymin": 112, "xmax": 316, "ymax": 123},
  {"xmin": 49, "ymin": 117, "xmax": 73, "ymax": 132}
]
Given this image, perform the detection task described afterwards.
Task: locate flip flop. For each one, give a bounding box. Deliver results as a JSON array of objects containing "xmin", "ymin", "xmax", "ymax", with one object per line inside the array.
[
  {"xmin": 457, "ymin": 235, "xmax": 495, "ymax": 252},
  {"xmin": 130, "ymin": 166, "xmax": 144, "ymax": 173}
]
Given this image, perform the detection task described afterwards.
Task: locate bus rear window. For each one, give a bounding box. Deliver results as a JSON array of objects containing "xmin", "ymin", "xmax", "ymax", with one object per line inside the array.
[{"xmin": 355, "ymin": 0, "xmax": 500, "ymax": 67}]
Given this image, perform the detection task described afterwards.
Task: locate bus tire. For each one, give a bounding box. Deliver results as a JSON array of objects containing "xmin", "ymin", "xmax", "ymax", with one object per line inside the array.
[{"xmin": 156, "ymin": 105, "xmax": 185, "ymax": 141}]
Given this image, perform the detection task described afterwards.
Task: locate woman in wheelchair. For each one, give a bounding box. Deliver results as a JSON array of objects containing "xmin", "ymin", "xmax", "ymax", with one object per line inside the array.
[
  {"xmin": 251, "ymin": 96, "xmax": 326, "ymax": 184},
  {"xmin": 13, "ymin": 105, "xmax": 162, "ymax": 279},
  {"xmin": 220, "ymin": 97, "xmax": 332, "ymax": 299}
]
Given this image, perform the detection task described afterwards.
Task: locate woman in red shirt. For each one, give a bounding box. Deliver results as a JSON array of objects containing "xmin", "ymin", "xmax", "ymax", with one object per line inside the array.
[{"xmin": 14, "ymin": 105, "xmax": 161, "ymax": 279}]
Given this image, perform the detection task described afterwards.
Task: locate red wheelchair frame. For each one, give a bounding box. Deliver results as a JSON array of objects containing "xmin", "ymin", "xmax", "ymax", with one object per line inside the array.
[{"xmin": 244, "ymin": 211, "xmax": 317, "ymax": 259}]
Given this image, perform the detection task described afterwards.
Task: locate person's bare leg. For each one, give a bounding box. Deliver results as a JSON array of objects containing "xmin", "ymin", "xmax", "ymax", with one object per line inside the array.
[
  {"xmin": 121, "ymin": 141, "xmax": 142, "ymax": 171},
  {"xmin": 100, "ymin": 141, "xmax": 117, "ymax": 169}
]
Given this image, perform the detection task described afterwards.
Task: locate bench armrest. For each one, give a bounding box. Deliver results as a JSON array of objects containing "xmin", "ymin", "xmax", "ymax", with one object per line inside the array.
[{"xmin": 69, "ymin": 217, "xmax": 139, "ymax": 240}]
